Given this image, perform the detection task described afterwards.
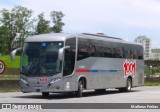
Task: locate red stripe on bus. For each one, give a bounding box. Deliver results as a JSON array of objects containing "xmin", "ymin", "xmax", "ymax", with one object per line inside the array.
[{"xmin": 76, "ymin": 69, "xmax": 89, "ymax": 73}]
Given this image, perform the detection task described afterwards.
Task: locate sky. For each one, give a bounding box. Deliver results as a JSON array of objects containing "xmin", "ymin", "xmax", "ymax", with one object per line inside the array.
[{"xmin": 0, "ymin": 0, "xmax": 160, "ymax": 48}]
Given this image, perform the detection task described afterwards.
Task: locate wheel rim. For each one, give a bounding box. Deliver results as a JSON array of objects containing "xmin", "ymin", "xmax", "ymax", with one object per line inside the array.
[
  {"xmin": 78, "ymin": 81, "xmax": 83, "ymax": 97},
  {"xmin": 127, "ymin": 80, "xmax": 131, "ymax": 91},
  {"xmin": 79, "ymin": 82, "xmax": 83, "ymax": 93},
  {"xmin": 80, "ymin": 84, "xmax": 83, "ymax": 91}
]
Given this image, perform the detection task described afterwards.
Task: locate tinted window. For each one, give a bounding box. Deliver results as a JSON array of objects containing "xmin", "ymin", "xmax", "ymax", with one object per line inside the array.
[
  {"xmin": 21, "ymin": 42, "xmax": 64, "ymax": 77},
  {"xmin": 63, "ymin": 38, "xmax": 76, "ymax": 76},
  {"xmin": 115, "ymin": 43, "xmax": 123, "ymax": 58},
  {"xmin": 123, "ymin": 44, "xmax": 130, "ymax": 58},
  {"xmin": 137, "ymin": 46, "xmax": 143, "ymax": 59},
  {"xmin": 77, "ymin": 38, "xmax": 143, "ymax": 60},
  {"xmin": 77, "ymin": 38, "xmax": 90, "ymax": 60},
  {"xmin": 104, "ymin": 47, "xmax": 112, "ymax": 58},
  {"xmin": 131, "ymin": 45, "xmax": 138, "ymax": 59},
  {"xmin": 89, "ymin": 40, "xmax": 103, "ymax": 57},
  {"xmin": 102, "ymin": 41, "xmax": 112, "ymax": 58}
]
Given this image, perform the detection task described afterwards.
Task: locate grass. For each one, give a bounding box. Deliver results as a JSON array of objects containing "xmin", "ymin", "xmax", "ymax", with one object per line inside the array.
[
  {"xmin": 0, "ymin": 75, "xmax": 20, "ymax": 80},
  {"xmin": 144, "ymin": 82, "xmax": 160, "ymax": 86},
  {"xmin": 0, "ymin": 55, "xmax": 20, "ymax": 68}
]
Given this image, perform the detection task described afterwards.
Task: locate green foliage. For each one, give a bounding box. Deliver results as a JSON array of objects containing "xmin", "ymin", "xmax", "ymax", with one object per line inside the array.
[
  {"xmin": 0, "ymin": 26, "xmax": 10, "ymax": 55},
  {"xmin": 145, "ymin": 66, "xmax": 160, "ymax": 77},
  {"xmin": 36, "ymin": 11, "xmax": 65, "ymax": 34},
  {"xmin": 0, "ymin": 6, "xmax": 34, "ymax": 52},
  {"xmin": 36, "ymin": 13, "xmax": 50, "ymax": 34},
  {"xmin": 150, "ymin": 68, "xmax": 160, "ymax": 75},
  {"xmin": 0, "ymin": 5, "xmax": 65, "ymax": 55},
  {"xmin": 0, "ymin": 55, "xmax": 20, "ymax": 68},
  {"xmin": 144, "ymin": 82, "xmax": 160, "ymax": 86},
  {"xmin": 50, "ymin": 11, "xmax": 65, "ymax": 33}
]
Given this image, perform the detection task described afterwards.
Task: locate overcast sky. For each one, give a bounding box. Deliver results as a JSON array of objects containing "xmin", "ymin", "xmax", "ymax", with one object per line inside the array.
[{"xmin": 0, "ymin": 0, "xmax": 160, "ymax": 48}]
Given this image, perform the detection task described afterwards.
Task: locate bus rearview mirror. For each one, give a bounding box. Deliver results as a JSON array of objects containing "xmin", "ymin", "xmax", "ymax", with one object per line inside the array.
[
  {"xmin": 11, "ymin": 47, "xmax": 22, "ymax": 61},
  {"xmin": 58, "ymin": 46, "xmax": 70, "ymax": 61}
]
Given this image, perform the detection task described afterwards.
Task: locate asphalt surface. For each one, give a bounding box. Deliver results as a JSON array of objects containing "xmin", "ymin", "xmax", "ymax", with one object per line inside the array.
[{"xmin": 0, "ymin": 86, "xmax": 160, "ymax": 112}]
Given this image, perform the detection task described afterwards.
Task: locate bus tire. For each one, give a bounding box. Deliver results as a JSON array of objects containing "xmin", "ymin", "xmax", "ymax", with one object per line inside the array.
[
  {"xmin": 42, "ymin": 92, "xmax": 49, "ymax": 97},
  {"xmin": 95, "ymin": 89, "xmax": 106, "ymax": 93},
  {"xmin": 119, "ymin": 78, "xmax": 132, "ymax": 92},
  {"xmin": 125, "ymin": 78, "xmax": 132, "ymax": 92},
  {"xmin": 76, "ymin": 80, "xmax": 83, "ymax": 97}
]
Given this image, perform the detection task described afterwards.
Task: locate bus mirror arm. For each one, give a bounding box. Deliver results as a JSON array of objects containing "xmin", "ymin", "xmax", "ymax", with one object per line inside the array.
[
  {"xmin": 58, "ymin": 46, "xmax": 70, "ymax": 61},
  {"xmin": 64, "ymin": 46, "xmax": 70, "ymax": 49},
  {"xmin": 11, "ymin": 47, "xmax": 22, "ymax": 61}
]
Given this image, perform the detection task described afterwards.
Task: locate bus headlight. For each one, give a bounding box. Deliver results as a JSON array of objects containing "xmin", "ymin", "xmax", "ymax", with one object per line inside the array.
[
  {"xmin": 50, "ymin": 77, "xmax": 61, "ymax": 84},
  {"xmin": 21, "ymin": 78, "xmax": 28, "ymax": 84}
]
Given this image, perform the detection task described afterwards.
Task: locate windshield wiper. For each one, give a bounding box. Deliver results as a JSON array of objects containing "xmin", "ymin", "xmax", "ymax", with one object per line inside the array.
[{"xmin": 28, "ymin": 59, "xmax": 40, "ymax": 75}]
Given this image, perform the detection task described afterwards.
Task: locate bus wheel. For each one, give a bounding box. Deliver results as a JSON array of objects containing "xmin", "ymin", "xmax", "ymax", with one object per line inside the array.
[
  {"xmin": 42, "ymin": 92, "xmax": 49, "ymax": 97},
  {"xmin": 76, "ymin": 80, "xmax": 83, "ymax": 97},
  {"xmin": 125, "ymin": 78, "xmax": 132, "ymax": 92},
  {"xmin": 119, "ymin": 78, "xmax": 132, "ymax": 92}
]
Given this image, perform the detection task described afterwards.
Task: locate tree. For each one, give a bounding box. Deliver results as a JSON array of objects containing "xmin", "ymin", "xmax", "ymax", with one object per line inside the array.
[
  {"xmin": 0, "ymin": 6, "xmax": 34, "ymax": 52},
  {"xmin": 36, "ymin": 13, "xmax": 50, "ymax": 34},
  {"xmin": 50, "ymin": 11, "xmax": 65, "ymax": 33},
  {"xmin": 0, "ymin": 26, "xmax": 10, "ymax": 55}
]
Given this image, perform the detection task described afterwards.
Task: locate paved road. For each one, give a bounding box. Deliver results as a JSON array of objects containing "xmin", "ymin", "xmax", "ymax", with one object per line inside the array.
[{"xmin": 0, "ymin": 86, "xmax": 160, "ymax": 112}]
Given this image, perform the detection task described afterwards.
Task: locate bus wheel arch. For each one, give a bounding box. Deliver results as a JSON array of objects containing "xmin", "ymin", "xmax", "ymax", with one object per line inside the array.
[
  {"xmin": 77, "ymin": 76, "xmax": 87, "ymax": 89},
  {"xmin": 119, "ymin": 76, "xmax": 132, "ymax": 92},
  {"xmin": 76, "ymin": 77, "xmax": 87, "ymax": 97}
]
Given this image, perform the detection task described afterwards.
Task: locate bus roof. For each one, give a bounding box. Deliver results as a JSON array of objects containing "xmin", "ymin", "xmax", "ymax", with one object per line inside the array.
[
  {"xmin": 25, "ymin": 33, "xmax": 74, "ymax": 42},
  {"xmin": 25, "ymin": 33, "xmax": 142, "ymax": 46},
  {"xmin": 78, "ymin": 33, "xmax": 141, "ymax": 46}
]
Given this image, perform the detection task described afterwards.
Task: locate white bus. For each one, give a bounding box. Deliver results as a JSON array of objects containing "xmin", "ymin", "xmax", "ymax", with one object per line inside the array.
[{"xmin": 11, "ymin": 33, "xmax": 144, "ymax": 97}]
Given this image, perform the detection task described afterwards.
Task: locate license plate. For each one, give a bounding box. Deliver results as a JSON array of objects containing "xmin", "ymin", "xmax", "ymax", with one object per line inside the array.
[{"xmin": 39, "ymin": 78, "xmax": 48, "ymax": 83}]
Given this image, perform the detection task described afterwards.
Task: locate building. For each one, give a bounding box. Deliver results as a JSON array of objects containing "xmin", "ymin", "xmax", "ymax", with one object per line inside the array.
[
  {"xmin": 150, "ymin": 49, "xmax": 160, "ymax": 60},
  {"xmin": 134, "ymin": 36, "xmax": 151, "ymax": 60}
]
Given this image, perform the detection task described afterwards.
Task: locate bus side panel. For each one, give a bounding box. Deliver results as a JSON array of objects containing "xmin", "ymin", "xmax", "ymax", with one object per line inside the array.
[
  {"xmin": 132, "ymin": 60, "xmax": 144, "ymax": 87},
  {"xmin": 74, "ymin": 57, "xmax": 144, "ymax": 90},
  {"xmin": 74, "ymin": 58, "xmax": 124, "ymax": 90}
]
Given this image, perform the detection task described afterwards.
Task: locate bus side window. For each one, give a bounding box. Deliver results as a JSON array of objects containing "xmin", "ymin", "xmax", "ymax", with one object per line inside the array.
[
  {"xmin": 112, "ymin": 48, "xmax": 116, "ymax": 58},
  {"xmin": 78, "ymin": 45, "xmax": 89, "ymax": 60},
  {"xmin": 124, "ymin": 49, "xmax": 129, "ymax": 58},
  {"xmin": 77, "ymin": 38, "xmax": 90, "ymax": 61},
  {"xmin": 122, "ymin": 47, "xmax": 126, "ymax": 58},
  {"xmin": 100, "ymin": 47, "xmax": 104, "ymax": 57},
  {"xmin": 63, "ymin": 38, "xmax": 76, "ymax": 76},
  {"xmin": 137, "ymin": 46, "xmax": 143, "ymax": 59},
  {"xmin": 104, "ymin": 47, "xmax": 112, "ymax": 58},
  {"xmin": 133, "ymin": 49, "xmax": 138, "ymax": 59},
  {"xmin": 116, "ymin": 49, "xmax": 123, "ymax": 58},
  {"xmin": 130, "ymin": 50, "xmax": 134, "ymax": 59},
  {"xmin": 123, "ymin": 44, "xmax": 130, "ymax": 58},
  {"xmin": 90, "ymin": 45, "xmax": 96, "ymax": 57}
]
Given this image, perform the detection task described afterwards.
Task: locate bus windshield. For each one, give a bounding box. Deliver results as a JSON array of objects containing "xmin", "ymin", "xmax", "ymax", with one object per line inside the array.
[{"xmin": 21, "ymin": 41, "xmax": 64, "ymax": 77}]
